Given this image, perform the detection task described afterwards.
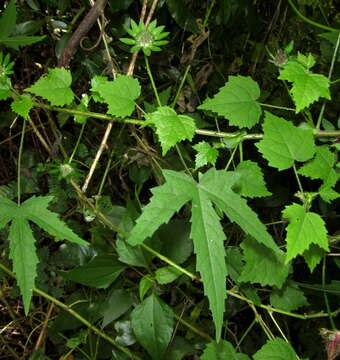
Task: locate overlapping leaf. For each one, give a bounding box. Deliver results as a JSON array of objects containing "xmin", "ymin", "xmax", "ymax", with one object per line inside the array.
[
  {"xmin": 198, "ymin": 76, "xmax": 261, "ymax": 129},
  {"xmin": 270, "ymin": 281, "xmax": 308, "ymax": 311},
  {"xmin": 256, "ymin": 112, "xmax": 315, "ymax": 170},
  {"xmin": 0, "ymin": 196, "xmax": 88, "ymax": 314}
]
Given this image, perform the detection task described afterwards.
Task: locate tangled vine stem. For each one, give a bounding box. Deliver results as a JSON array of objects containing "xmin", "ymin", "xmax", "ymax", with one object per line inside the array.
[{"xmin": 34, "ymin": 102, "xmax": 340, "ymax": 140}]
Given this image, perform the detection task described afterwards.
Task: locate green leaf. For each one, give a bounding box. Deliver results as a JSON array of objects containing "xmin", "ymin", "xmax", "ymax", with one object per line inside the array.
[
  {"xmin": 139, "ymin": 275, "xmax": 154, "ymax": 301},
  {"xmin": 0, "ymin": 77, "xmax": 11, "ymax": 100},
  {"xmin": 234, "ymin": 161, "xmax": 271, "ymax": 198},
  {"xmin": 166, "ymin": 0, "xmax": 199, "ymax": 33},
  {"xmin": 0, "ymin": 35, "xmax": 46, "ymax": 50},
  {"xmin": 0, "ymin": 0, "xmax": 16, "ymax": 38},
  {"xmin": 0, "ymin": 196, "xmax": 88, "ymax": 314},
  {"xmin": 238, "ymin": 237, "xmax": 289, "ymax": 288},
  {"xmin": 297, "ymin": 52, "xmax": 316, "ymax": 69},
  {"xmin": 26, "ymin": 68, "xmax": 74, "ymax": 106},
  {"xmin": 155, "ymin": 266, "xmax": 182, "ymax": 284},
  {"xmin": 145, "ymin": 106, "xmax": 196, "ymax": 155},
  {"xmin": 92, "ymin": 75, "xmax": 141, "ymax": 117},
  {"xmin": 59, "ymin": 255, "xmax": 125, "ymax": 289},
  {"xmin": 283, "ymin": 203, "xmax": 329, "ymax": 264},
  {"xmin": 278, "ymin": 61, "xmax": 330, "ymax": 112},
  {"xmin": 9, "ymin": 218, "xmax": 39, "ymax": 313},
  {"xmin": 256, "ymin": 112, "xmax": 315, "ymax": 170},
  {"xmin": 116, "ymin": 238, "xmax": 152, "ymax": 268},
  {"xmin": 100, "ymin": 289, "xmax": 133, "ymax": 328},
  {"xmin": 200, "ymin": 169, "xmax": 281, "ymax": 255},
  {"xmin": 11, "ymin": 94, "xmax": 33, "ymax": 119},
  {"xmin": 128, "ymin": 168, "xmax": 281, "ymax": 341},
  {"xmin": 303, "ymin": 244, "xmax": 325, "ymax": 272},
  {"xmin": 193, "ymin": 141, "xmax": 218, "ymax": 168},
  {"xmin": 298, "ymin": 145, "xmax": 338, "ymax": 188},
  {"xmin": 198, "ymin": 76, "xmax": 261, "ymax": 129},
  {"xmin": 201, "ymin": 340, "xmax": 250, "ymax": 360},
  {"xmin": 318, "ymin": 185, "xmax": 340, "ymax": 203},
  {"xmin": 157, "ymin": 219, "xmax": 193, "ymax": 264},
  {"xmin": 270, "ymin": 281, "xmax": 308, "ymax": 312},
  {"xmin": 253, "ymin": 338, "xmax": 297, "ymax": 360},
  {"xmin": 131, "ymin": 293, "xmax": 174, "ymax": 360},
  {"xmin": 225, "ymin": 248, "xmax": 243, "ymax": 282}
]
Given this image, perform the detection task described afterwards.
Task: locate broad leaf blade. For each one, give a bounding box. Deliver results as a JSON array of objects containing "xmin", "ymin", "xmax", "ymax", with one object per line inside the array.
[
  {"xmin": 234, "ymin": 160, "xmax": 271, "ymax": 198},
  {"xmin": 283, "ymin": 203, "xmax": 329, "ymax": 264},
  {"xmin": 93, "ymin": 75, "xmax": 141, "ymax": 117},
  {"xmin": 238, "ymin": 237, "xmax": 289, "ymax": 288},
  {"xmin": 9, "ymin": 218, "xmax": 39, "ymax": 314},
  {"xmin": 191, "ymin": 189, "xmax": 227, "ymax": 342},
  {"xmin": 201, "ymin": 340, "xmax": 250, "ymax": 360},
  {"xmin": 59, "ymin": 255, "xmax": 125, "ymax": 289},
  {"xmin": 278, "ymin": 60, "xmax": 330, "ymax": 112},
  {"xmin": 270, "ymin": 281, "xmax": 308, "ymax": 311},
  {"xmin": 26, "ymin": 68, "xmax": 74, "ymax": 106},
  {"xmin": 128, "ymin": 171, "xmax": 194, "ymax": 246},
  {"xmin": 146, "ymin": 106, "xmax": 196, "ymax": 155},
  {"xmin": 22, "ymin": 196, "xmax": 88, "ymax": 245},
  {"xmin": 0, "ymin": 197, "xmax": 17, "ymax": 228},
  {"xmin": 253, "ymin": 338, "xmax": 297, "ymax": 360},
  {"xmin": 11, "ymin": 94, "xmax": 33, "ymax": 119},
  {"xmin": 256, "ymin": 112, "xmax": 315, "ymax": 170},
  {"xmin": 198, "ymin": 76, "xmax": 261, "ymax": 129},
  {"xmin": 131, "ymin": 293, "xmax": 174, "ymax": 360}
]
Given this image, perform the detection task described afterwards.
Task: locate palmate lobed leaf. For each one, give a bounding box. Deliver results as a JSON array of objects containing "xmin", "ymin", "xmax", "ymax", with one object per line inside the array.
[
  {"xmin": 128, "ymin": 168, "xmax": 281, "ymax": 341},
  {"xmin": 145, "ymin": 106, "xmax": 196, "ymax": 155},
  {"xmin": 278, "ymin": 60, "xmax": 330, "ymax": 112},
  {"xmin": 256, "ymin": 112, "xmax": 315, "ymax": 170},
  {"xmin": 198, "ymin": 76, "xmax": 261, "ymax": 129},
  {"xmin": 0, "ymin": 196, "xmax": 88, "ymax": 314},
  {"xmin": 92, "ymin": 74, "xmax": 141, "ymax": 117},
  {"xmin": 283, "ymin": 203, "xmax": 329, "ymax": 264},
  {"xmin": 26, "ymin": 68, "xmax": 74, "ymax": 106}
]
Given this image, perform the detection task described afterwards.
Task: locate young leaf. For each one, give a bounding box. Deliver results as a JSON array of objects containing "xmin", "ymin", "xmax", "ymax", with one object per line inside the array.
[
  {"xmin": 59, "ymin": 255, "xmax": 125, "ymax": 288},
  {"xmin": 11, "ymin": 94, "xmax": 33, "ymax": 119},
  {"xmin": 318, "ymin": 185, "xmax": 340, "ymax": 203},
  {"xmin": 298, "ymin": 145, "xmax": 339, "ymax": 188},
  {"xmin": 26, "ymin": 68, "xmax": 74, "ymax": 106},
  {"xmin": 278, "ymin": 60, "xmax": 330, "ymax": 112},
  {"xmin": 256, "ymin": 112, "xmax": 315, "ymax": 170},
  {"xmin": 234, "ymin": 160, "xmax": 271, "ymax": 198},
  {"xmin": 92, "ymin": 75, "xmax": 141, "ymax": 117},
  {"xmin": 145, "ymin": 106, "xmax": 196, "ymax": 155},
  {"xmin": 131, "ymin": 293, "xmax": 174, "ymax": 360},
  {"xmin": 198, "ymin": 76, "xmax": 261, "ymax": 129},
  {"xmin": 283, "ymin": 203, "xmax": 329, "ymax": 264},
  {"xmin": 155, "ymin": 266, "xmax": 182, "ymax": 284},
  {"xmin": 270, "ymin": 281, "xmax": 308, "ymax": 311},
  {"xmin": 201, "ymin": 340, "xmax": 250, "ymax": 360},
  {"xmin": 0, "ymin": 196, "xmax": 88, "ymax": 314},
  {"xmin": 253, "ymin": 338, "xmax": 297, "ymax": 360},
  {"xmin": 238, "ymin": 236, "xmax": 289, "ymax": 288},
  {"xmin": 193, "ymin": 141, "xmax": 218, "ymax": 168},
  {"xmin": 0, "ymin": 77, "xmax": 11, "ymax": 100}
]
